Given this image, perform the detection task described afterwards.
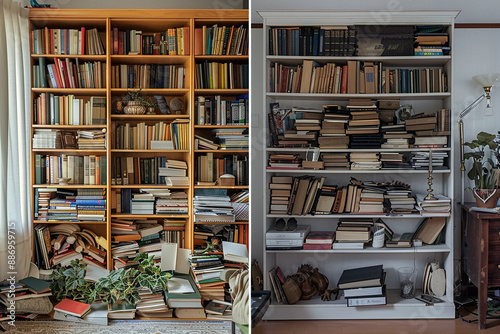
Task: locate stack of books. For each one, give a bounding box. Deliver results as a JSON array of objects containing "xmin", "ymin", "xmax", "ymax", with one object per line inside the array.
[
  {"xmin": 416, "ymin": 193, "xmax": 451, "ymax": 216},
  {"xmin": 346, "ymin": 99, "xmax": 381, "ymax": 149},
  {"xmin": 333, "ymin": 218, "xmax": 373, "ymax": 249},
  {"xmin": 414, "ymin": 27, "xmax": 449, "ymax": 56},
  {"xmin": 32, "ymin": 129, "xmax": 62, "ymax": 149},
  {"xmin": 165, "ymin": 274, "xmax": 204, "ymax": 317},
  {"xmin": 194, "ymin": 134, "xmax": 220, "ymax": 150},
  {"xmin": 53, "ymin": 302, "xmax": 108, "ymax": 325},
  {"xmin": 131, "ymin": 193, "xmax": 155, "ymax": 215},
  {"xmin": 385, "ymin": 189, "xmax": 417, "ymax": 214},
  {"xmin": 111, "ymin": 219, "xmax": 140, "ymax": 241},
  {"xmin": 108, "ymin": 301, "xmax": 136, "ymax": 319},
  {"xmin": 338, "ymin": 264, "xmax": 387, "ymax": 307},
  {"xmin": 303, "ymin": 231, "xmax": 335, "ymax": 250},
  {"xmin": 213, "ymin": 128, "xmax": 249, "ymax": 150},
  {"xmin": 268, "ymin": 154, "xmax": 302, "ymax": 169},
  {"xmin": 53, "ymin": 298, "xmax": 92, "ymax": 319},
  {"xmin": 268, "ymin": 176, "xmax": 293, "ymax": 214},
  {"xmin": 193, "ymin": 195, "xmax": 235, "ymax": 222},
  {"xmin": 76, "ymin": 189, "xmax": 106, "ymax": 221},
  {"xmin": 357, "ymin": 189, "xmax": 385, "ymax": 213},
  {"xmin": 111, "ymin": 241, "xmax": 139, "ymax": 269},
  {"xmin": 135, "ymin": 287, "xmax": 172, "ymax": 318},
  {"xmin": 163, "ymin": 219, "xmax": 186, "ymax": 247},
  {"xmin": 412, "ymin": 135, "xmax": 448, "ymax": 148},
  {"xmin": 349, "ymin": 152, "xmax": 381, "ymax": 170},
  {"xmin": 155, "ymin": 191, "xmax": 189, "ymax": 214},
  {"xmin": 380, "ymin": 152, "xmax": 411, "ymax": 169},
  {"xmin": 0, "ymin": 279, "xmax": 53, "ymax": 308},
  {"xmin": 411, "ymin": 151, "xmax": 448, "ymax": 169},
  {"xmin": 404, "ymin": 115, "xmax": 436, "ymax": 132},
  {"xmin": 77, "ymin": 129, "xmax": 106, "ymax": 149},
  {"xmin": 319, "ymin": 105, "xmax": 349, "ymax": 149}
]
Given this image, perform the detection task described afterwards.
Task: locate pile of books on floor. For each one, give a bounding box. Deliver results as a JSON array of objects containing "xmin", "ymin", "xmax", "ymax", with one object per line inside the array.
[
  {"xmin": 166, "ymin": 273, "xmax": 205, "ymax": 319},
  {"xmin": 193, "ymin": 195, "xmax": 235, "ymax": 222},
  {"xmin": 77, "ymin": 129, "xmax": 106, "ymax": 149},
  {"xmin": 339, "ymin": 264, "xmax": 387, "ymax": 307},
  {"xmin": 135, "ymin": 287, "xmax": 171, "ymax": 318},
  {"xmin": 333, "ymin": 218, "xmax": 373, "ymax": 249},
  {"xmin": 416, "ymin": 193, "xmax": 451, "ymax": 216},
  {"xmin": 54, "ymin": 298, "xmax": 108, "ymax": 324},
  {"xmin": 0, "ymin": 277, "xmax": 53, "ymax": 314}
]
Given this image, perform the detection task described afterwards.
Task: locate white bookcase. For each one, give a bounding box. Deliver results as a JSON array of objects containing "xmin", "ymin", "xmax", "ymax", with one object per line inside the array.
[{"xmin": 258, "ymin": 11, "xmax": 459, "ymax": 320}]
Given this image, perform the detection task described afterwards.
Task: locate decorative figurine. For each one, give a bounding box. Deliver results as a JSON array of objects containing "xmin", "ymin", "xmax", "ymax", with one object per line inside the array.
[{"xmin": 154, "ymin": 95, "xmax": 170, "ymax": 114}]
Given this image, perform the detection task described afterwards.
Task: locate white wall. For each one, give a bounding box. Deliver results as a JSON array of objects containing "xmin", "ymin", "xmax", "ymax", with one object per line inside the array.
[
  {"xmin": 251, "ymin": 0, "xmax": 500, "ymax": 24},
  {"xmin": 24, "ymin": 0, "xmax": 247, "ymax": 9}
]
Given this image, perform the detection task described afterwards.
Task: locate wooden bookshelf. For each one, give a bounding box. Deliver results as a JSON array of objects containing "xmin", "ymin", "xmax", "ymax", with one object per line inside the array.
[{"xmin": 29, "ymin": 9, "xmax": 248, "ymax": 274}]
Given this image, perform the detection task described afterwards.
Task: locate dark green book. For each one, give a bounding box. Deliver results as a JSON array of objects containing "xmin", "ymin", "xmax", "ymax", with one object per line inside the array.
[
  {"xmin": 338, "ymin": 265, "xmax": 384, "ymax": 289},
  {"xmin": 19, "ymin": 276, "xmax": 51, "ymax": 294},
  {"xmin": 165, "ymin": 274, "xmax": 202, "ymax": 308}
]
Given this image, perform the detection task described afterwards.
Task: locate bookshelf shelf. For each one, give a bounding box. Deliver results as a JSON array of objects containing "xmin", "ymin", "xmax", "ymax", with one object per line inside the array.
[
  {"xmin": 195, "ymin": 55, "xmax": 249, "ymax": 61},
  {"xmin": 34, "ymin": 220, "xmax": 107, "ymax": 224},
  {"xmin": 194, "ymin": 221, "xmax": 249, "ymax": 225},
  {"xmin": 32, "ymin": 149, "xmax": 107, "ymax": 154},
  {"xmin": 111, "ymin": 115, "xmax": 190, "ymax": 121},
  {"xmin": 194, "ymin": 89, "xmax": 249, "ymax": 95},
  {"xmin": 32, "ymin": 125, "xmax": 108, "ymax": 129},
  {"xmin": 266, "ymin": 290, "xmax": 455, "ymax": 320},
  {"xmin": 31, "ymin": 54, "xmax": 107, "ymax": 61},
  {"xmin": 266, "ymin": 55, "xmax": 452, "ymax": 66},
  {"xmin": 195, "ymin": 149, "xmax": 248, "ymax": 153},
  {"xmin": 266, "ymin": 147, "xmax": 452, "ymax": 153},
  {"xmin": 266, "ymin": 92, "xmax": 451, "ymax": 100},
  {"xmin": 259, "ymin": 10, "xmax": 457, "ymax": 320},
  {"xmin": 33, "ymin": 184, "xmax": 107, "ymax": 188},
  {"xmin": 194, "ymin": 125, "xmax": 249, "ymax": 129},
  {"xmin": 267, "ymin": 244, "xmax": 450, "ymax": 254},
  {"xmin": 194, "ymin": 185, "xmax": 249, "ymax": 189},
  {"xmin": 265, "ymin": 169, "xmax": 451, "ymax": 174},
  {"xmin": 266, "ymin": 213, "xmax": 451, "ymax": 219},
  {"xmin": 111, "ymin": 185, "xmax": 188, "ymax": 189},
  {"xmin": 110, "ymin": 88, "xmax": 190, "ymax": 95},
  {"xmin": 32, "ymin": 88, "xmax": 107, "ymax": 94},
  {"xmin": 30, "ymin": 9, "xmax": 248, "ymax": 276},
  {"xmin": 111, "ymin": 214, "xmax": 190, "ymax": 219}
]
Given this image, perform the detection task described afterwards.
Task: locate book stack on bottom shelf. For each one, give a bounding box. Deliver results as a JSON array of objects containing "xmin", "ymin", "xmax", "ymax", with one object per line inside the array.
[{"xmin": 338, "ymin": 265, "xmax": 387, "ymax": 307}]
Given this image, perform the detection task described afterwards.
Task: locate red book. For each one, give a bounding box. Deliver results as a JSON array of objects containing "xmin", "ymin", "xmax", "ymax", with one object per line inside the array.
[
  {"xmin": 80, "ymin": 27, "xmax": 85, "ymax": 55},
  {"xmin": 54, "ymin": 298, "xmax": 91, "ymax": 317},
  {"xmin": 194, "ymin": 28, "xmax": 203, "ymax": 55},
  {"xmin": 341, "ymin": 65, "xmax": 348, "ymax": 94},
  {"xmin": 60, "ymin": 58, "xmax": 71, "ymax": 88},
  {"xmin": 50, "ymin": 29, "xmax": 54, "ymax": 54},
  {"xmin": 303, "ymin": 244, "xmax": 333, "ymax": 250},
  {"xmin": 118, "ymin": 31, "xmax": 124, "ymax": 55},
  {"xmin": 305, "ymin": 231, "xmax": 335, "ymax": 244},
  {"xmin": 113, "ymin": 27, "xmax": 118, "ymax": 54}
]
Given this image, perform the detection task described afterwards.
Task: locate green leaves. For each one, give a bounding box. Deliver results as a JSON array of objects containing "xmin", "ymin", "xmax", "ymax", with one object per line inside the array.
[{"xmin": 464, "ymin": 131, "xmax": 498, "ymax": 189}]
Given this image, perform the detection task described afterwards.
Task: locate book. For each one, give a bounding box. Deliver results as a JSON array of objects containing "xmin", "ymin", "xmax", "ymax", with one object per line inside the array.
[
  {"xmin": 204, "ymin": 299, "xmax": 230, "ymax": 315},
  {"xmin": 54, "ymin": 298, "xmax": 91, "ymax": 317},
  {"xmin": 18, "ymin": 276, "xmax": 51, "ymax": 294},
  {"xmin": 53, "ymin": 302, "xmax": 108, "ymax": 325},
  {"xmin": 343, "ymin": 272, "xmax": 387, "ymax": 297},
  {"xmin": 338, "ymin": 264, "xmax": 384, "ymax": 289},
  {"xmin": 414, "ymin": 217, "xmax": 446, "ymax": 244},
  {"xmin": 346, "ymin": 286, "xmax": 387, "ymax": 307}
]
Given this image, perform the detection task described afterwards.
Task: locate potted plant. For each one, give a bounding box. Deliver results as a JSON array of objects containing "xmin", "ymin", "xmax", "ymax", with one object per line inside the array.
[
  {"xmin": 142, "ymin": 97, "xmax": 158, "ymax": 115},
  {"xmin": 464, "ymin": 131, "xmax": 500, "ymax": 207},
  {"xmin": 50, "ymin": 253, "xmax": 171, "ymax": 305},
  {"xmin": 122, "ymin": 89, "xmax": 146, "ymax": 115}
]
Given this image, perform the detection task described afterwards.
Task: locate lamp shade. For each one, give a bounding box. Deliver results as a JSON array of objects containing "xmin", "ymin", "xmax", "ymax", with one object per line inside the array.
[{"xmin": 472, "ymin": 73, "xmax": 500, "ymax": 87}]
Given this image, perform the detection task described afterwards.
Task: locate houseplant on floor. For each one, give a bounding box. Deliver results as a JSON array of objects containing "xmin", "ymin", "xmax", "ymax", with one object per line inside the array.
[{"xmin": 464, "ymin": 131, "xmax": 500, "ymax": 207}]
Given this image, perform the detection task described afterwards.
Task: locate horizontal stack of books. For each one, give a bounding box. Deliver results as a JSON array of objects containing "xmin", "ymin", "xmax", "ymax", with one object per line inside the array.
[
  {"xmin": 385, "ymin": 189, "xmax": 417, "ymax": 214},
  {"xmin": 303, "ymin": 231, "xmax": 335, "ymax": 250},
  {"xmin": 415, "ymin": 193, "xmax": 451, "ymax": 216},
  {"xmin": 333, "ymin": 218, "xmax": 373, "ymax": 249},
  {"xmin": 338, "ymin": 264, "xmax": 387, "ymax": 307},
  {"xmin": 193, "ymin": 195, "xmax": 235, "ymax": 222}
]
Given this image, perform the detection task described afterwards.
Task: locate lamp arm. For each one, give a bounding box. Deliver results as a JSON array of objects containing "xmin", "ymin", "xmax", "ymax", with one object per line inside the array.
[
  {"xmin": 459, "ymin": 93, "xmax": 487, "ymax": 172},
  {"xmin": 459, "ymin": 93, "xmax": 486, "ymax": 120}
]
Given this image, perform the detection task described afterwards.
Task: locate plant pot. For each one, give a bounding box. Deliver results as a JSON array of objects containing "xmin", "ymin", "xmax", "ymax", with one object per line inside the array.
[
  {"xmin": 472, "ymin": 188, "xmax": 500, "ymax": 208},
  {"xmin": 123, "ymin": 100, "xmax": 145, "ymax": 115}
]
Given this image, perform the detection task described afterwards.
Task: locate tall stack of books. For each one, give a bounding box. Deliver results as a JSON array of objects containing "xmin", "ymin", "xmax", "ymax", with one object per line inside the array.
[
  {"xmin": 379, "ymin": 152, "xmax": 408, "ymax": 169},
  {"xmin": 32, "ymin": 129, "xmax": 62, "ymax": 149},
  {"xmin": 319, "ymin": 105, "xmax": 349, "ymax": 149},
  {"xmin": 111, "ymin": 241, "xmax": 139, "ymax": 269},
  {"xmin": 269, "ymin": 176, "xmax": 293, "ymax": 214},
  {"xmin": 357, "ymin": 189, "xmax": 385, "ymax": 213},
  {"xmin": 338, "ymin": 264, "xmax": 387, "ymax": 307},
  {"xmin": 131, "ymin": 193, "xmax": 155, "ymax": 215},
  {"xmin": 155, "ymin": 191, "xmax": 189, "ymax": 214},
  {"xmin": 414, "ymin": 26, "xmax": 449, "ymax": 56},
  {"xmin": 213, "ymin": 128, "xmax": 249, "ymax": 149},
  {"xmin": 76, "ymin": 189, "xmax": 106, "ymax": 221},
  {"xmin": 163, "ymin": 219, "xmax": 186, "ymax": 247},
  {"xmin": 349, "ymin": 152, "xmax": 381, "ymax": 170},
  {"xmin": 346, "ymin": 99, "xmax": 381, "ymax": 149},
  {"xmin": 111, "ymin": 219, "xmax": 140, "ymax": 242},
  {"xmin": 135, "ymin": 288, "xmax": 172, "ymax": 318}
]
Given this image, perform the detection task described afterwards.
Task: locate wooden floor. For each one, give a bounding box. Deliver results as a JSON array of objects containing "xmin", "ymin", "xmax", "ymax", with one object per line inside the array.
[
  {"xmin": 253, "ymin": 319, "xmax": 500, "ymax": 334},
  {"xmin": 253, "ymin": 309, "xmax": 500, "ymax": 334}
]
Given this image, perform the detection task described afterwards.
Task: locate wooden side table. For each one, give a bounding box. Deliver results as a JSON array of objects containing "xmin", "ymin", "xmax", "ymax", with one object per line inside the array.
[{"xmin": 461, "ymin": 204, "xmax": 500, "ymax": 329}]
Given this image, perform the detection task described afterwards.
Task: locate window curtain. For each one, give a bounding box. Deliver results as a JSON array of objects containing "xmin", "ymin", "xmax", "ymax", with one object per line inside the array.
[{"xmin": 0, "ymin": 0, "xmax": 32, "ymax": 281}]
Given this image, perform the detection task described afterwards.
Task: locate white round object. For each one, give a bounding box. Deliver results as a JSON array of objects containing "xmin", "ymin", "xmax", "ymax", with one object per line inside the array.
[{"xmin": 430, "ymin": 268, "xmax": 446, "ymax": 297}]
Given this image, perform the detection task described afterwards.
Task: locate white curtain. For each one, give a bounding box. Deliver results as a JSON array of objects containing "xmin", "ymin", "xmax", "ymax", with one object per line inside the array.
[{"xmin": 0, "ymin": 0, "xmax": 32, "ymax": 281}]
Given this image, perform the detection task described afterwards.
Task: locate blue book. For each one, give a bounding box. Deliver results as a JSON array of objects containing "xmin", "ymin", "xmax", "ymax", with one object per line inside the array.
[
  {"xmin": 75, "ymin": 199, "xmax": 106, "ymax": 206},
  {"xmin": 318, "ymin": 29, "xmax": 325, "ymax": 56},
  {"xmin": 312, "ymin": 27, "xmax": 319, "ymax": 56}
]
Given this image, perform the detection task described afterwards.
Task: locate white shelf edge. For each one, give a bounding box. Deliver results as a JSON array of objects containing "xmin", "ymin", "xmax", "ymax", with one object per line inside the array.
[
  {"xmin": 266, "ymin": 245, "xmax": 451, "ymax": 254},
  {"xmin": 266, "ymin": 147, "xmax": 452, "ymax": 152},
  {"xmin": 266, "ymin": 213, "xmax": 451, "ymax": 219},
  {"xmin": 265, "ymin": 169, "xmax": 451, "ymax": 174},
  {"xmin": 266, "ymin": 93, "xmax": 451, "ymax": 99}
]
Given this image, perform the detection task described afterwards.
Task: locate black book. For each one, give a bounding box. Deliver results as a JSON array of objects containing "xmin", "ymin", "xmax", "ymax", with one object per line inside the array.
[{"xmin": 338, "ymin": 264, "xmax": 384, "ymax": 289}]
